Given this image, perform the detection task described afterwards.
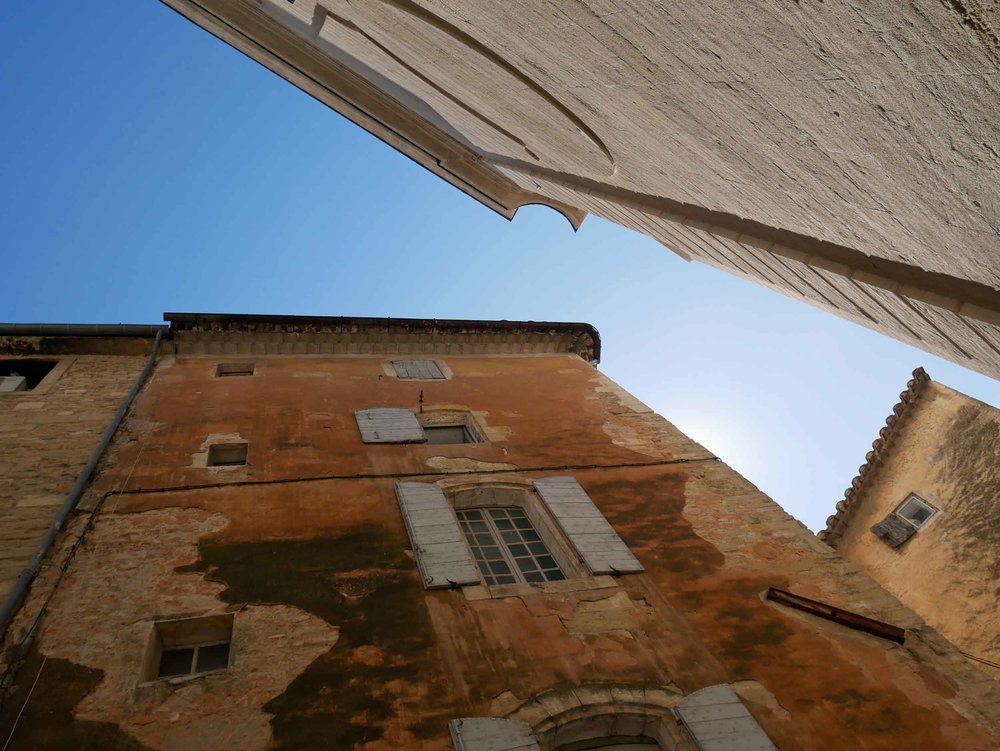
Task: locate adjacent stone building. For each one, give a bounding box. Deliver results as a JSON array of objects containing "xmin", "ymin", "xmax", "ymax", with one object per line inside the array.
[
  {"xmin": 0, "ymin": 325, "xmax": 164, "ymax": 607},
  {"xmin": 820, "ymin": 368, "xmax": 1000, "ymax": 679},
  {"xmin": 2, "ymin": 314, "xmax": 1000, "ymax": 750},
  {"xmin": 158, "ymin": 1, "xmax": 1000, "ymax": 379}
]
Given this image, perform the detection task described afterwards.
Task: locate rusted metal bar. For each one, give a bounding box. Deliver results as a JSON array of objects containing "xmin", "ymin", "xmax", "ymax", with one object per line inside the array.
[{"xmin": 766, "ymin": 587, "xmax": 906, "ymax": 644}]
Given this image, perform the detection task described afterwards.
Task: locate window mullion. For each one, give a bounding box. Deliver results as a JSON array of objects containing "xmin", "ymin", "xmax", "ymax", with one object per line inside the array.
[{"xmin": 486, "ymin": 512, "xmax": 523, "ymax": 585}]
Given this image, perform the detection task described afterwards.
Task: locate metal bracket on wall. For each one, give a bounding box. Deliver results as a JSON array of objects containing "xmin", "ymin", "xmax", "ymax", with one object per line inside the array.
[{"xmin": 766, "ymin": 587, "xmax": 906, "ymax": 644}]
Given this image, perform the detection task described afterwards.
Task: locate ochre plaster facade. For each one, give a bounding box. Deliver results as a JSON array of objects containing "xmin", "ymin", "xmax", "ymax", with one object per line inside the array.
[
  {"xmin": 158, "ymin": 0, "xmax": 1000, "ymax": 379},
  {"xmin": 822, "ymin": 371, "xmax": 1000, "ymax": 679},
  {"xmin": 2, "ymin": 317, "xmax": 1000, "ymax": 750}
]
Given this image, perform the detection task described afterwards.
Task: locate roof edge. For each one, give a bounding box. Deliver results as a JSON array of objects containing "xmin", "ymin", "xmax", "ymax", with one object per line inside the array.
[
  {"xmin": 164, "ymin": 313, "xmax": 601, "ymax": 363},
  {"xmin": 818, "ymin": 367, "xmax": 931, "ymax": 545}
]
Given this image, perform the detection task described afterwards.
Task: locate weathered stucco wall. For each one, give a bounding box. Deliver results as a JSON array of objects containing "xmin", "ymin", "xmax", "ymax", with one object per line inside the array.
[
  {"xmin": 833, "ymin": 382, "xmax": 1000, "ymax": 676},
  {"xmin": 3, "ymin": 352, "xmax": 1000, "ymax": 749},
  {"xmin": 160, "ymin": 0, "xmax": 1000, "ymax": 379},
  {"xmin": 0, "ymin": 336, "xmax": 152, "ymax": 601}
]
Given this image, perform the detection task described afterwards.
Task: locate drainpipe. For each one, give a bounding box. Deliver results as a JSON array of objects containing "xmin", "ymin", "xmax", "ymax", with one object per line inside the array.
[{"xmin": 0, "ymin": 328, "xmax": 165, "ymax": 641}]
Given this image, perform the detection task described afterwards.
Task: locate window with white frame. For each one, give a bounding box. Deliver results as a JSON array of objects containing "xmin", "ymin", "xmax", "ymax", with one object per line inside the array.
[{"xmin": 896, "ymin": 494, "xmax": 937, "ymax": 529}]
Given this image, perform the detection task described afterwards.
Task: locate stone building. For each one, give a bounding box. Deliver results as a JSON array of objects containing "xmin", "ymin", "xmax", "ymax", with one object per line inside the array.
[
  {"xmin": 158, "ymin": 1, "xmax": 1000, "ymax": 379},
  {"xmin": 819, "ymin": 368, "xmax": 1000, "ymax": 679},
  {"xmin": 2, "ymin": 313, "xmax": 1000, "ymax": 750},
  {"xmin": 0, "ymin": 325, "xmax": 165, "ymax": 612}
]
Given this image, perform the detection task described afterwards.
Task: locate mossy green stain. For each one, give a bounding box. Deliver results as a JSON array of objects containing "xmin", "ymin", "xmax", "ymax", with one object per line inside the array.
[
  {"xmin": 0, "ymin": 650, "xmax": 151, "ymax": 751},
  {"xmin": 178, "ymin": 527, "xmax": 453, "ymax": 749}
]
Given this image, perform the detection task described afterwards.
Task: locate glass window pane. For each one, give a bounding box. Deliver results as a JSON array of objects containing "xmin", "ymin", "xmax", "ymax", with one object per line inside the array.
[
  {"xmin": 470, "ymin": 521, "xmax": 489, "ymax": 532},
  {"xmin": 462, "ymin": 510, "xmax": 483, "ymax": 520},
  {"xmin": 523, "ymin": 571, "xmax": 544, "ymax": 583},
  {"xmin": 483, "ymin": 546, "xmax": 503, "ymax": 560},
  {"xmin": 516, "ymin": 558, "xmax": 539, "ymax": 574},
  {"xmin": 500, "ymin": 530, "xmax": 521, "ymax": 544},
  {"xmin": 536, "ymin": 555, "xmax": 557, "ymax": 570},
  {"xmin": 493, "ymin": 519, "xmax": 514, "ymax": 530},
  {"xmin": 527, "ymin": 542, "xmax": 548, "ymax": 555},
  {"xmin": 521, "ymin": 529, "xmax": 541, "ymax": 542},
  {"xmin": 507, "ymin": 543, "xmax": 528, "ymax": 557},
  {"xmin": 158, "ymin": 648, "xmax": 194, "ymax": 678},
  {"xmin": 495, "ymin": 575, "xmax": 517, "ymax": 585},
  {"xmin": 489, "ymin": 560, "xmax": 511, "ymax": 575},
  {"xmin": 544, "ymin": 570, "xmax": 566, "ymax": 582},
  {"xmin": 475, "ymin": 533, "xmax": 496, "ymax": 546},
  {"xmin": 195, "ymin": 643, "xmax": 230, "ymax": 673},
  {"xmin": 513, "ymin": 516, "xmax": 533, "ymax": 529}
]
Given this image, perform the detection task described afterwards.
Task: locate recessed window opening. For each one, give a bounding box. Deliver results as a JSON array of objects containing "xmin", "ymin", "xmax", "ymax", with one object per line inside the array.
[
  {"xmin": 456, "ymin": 507, "xmax": 565, "ymax": 585},
  {"xmin": 145, "ymin": 613, "xmax": 233, "ymax": 682},
  {"xmin": 216, "ymin": 362, "xmax": 255, "ymax": 377},
  {"xmin": 392, "ymin": 359, "xmax": 445, "ymax": 379},
  {"xmin": 424, "ymin": 424, "xmax": 477, "ymax": 445},
  {"xmin": 896, "ymin": 494, "xmax": 936, "ymax": 528},
  {"xmin": 557, "ymin": 739, "xmax": 660, "ymax": 751},
  {"xmin": 207, "ymin": 442, "xmax": 248, "ymax": 467},
  {"xmin": 0, "ymin": 359, "xmax": 57, "ymax": 391}
]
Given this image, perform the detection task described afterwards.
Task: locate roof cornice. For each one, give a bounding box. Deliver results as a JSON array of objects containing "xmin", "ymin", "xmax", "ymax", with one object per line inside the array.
[{"xmin": 818, "ymin": 367, "xmax": 931, "ymax": 545}]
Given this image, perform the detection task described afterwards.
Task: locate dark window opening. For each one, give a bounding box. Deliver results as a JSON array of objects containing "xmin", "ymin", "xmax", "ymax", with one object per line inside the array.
[
  {"xmin": 424, "ymin": 424, "xmax": 477, "ymax": 445},
  {"xmin": 216, "ymin": 362, "xmax": 255, "ymax": 377},
  {"xmin": 0, "ymin": 360, "xmax": 58, "ymax": 391},
  {"xmin": 149, "ymin": 613, "xmax": 233, "ymax": 682},
  {"xmin": 207, "ymin": 442, "xmax": 248, "ymax": 467}
]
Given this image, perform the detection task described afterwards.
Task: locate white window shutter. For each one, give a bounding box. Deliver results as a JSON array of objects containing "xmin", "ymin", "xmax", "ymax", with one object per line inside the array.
[
  {"xmin": 533, "ymin": 476, "xmax": 644, "ymax": 575},
  {"xmin": 449, "ymin": 718, "xmax": 540, "ymax": 751},
  {"xmin": 355, "ymin": 408, "xmax": 426, "ymax": 443},
  {"xmin": 676, "ymin": 685, "xmax": 777, "ymax": 751},
  {"xmin": 395, "ymin": 482, "xmax": 481, "ymax": 590}
]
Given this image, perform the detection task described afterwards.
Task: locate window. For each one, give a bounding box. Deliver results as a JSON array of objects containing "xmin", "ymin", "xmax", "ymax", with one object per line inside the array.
[
  {"xmin": 143, "ymin": 613, "xmax": 233, "ymax": 682},
  {"xmin": 392, "ymin": 359, "xmax": 445, "ymax": 379},
  {"xmin": 0, "ymin": 359, "xmax": 58, "ymax": 392},
  {"xmin": 896, "ymin": 494, "xmax": 936, "ymax": 528},
  {"xmin": 207, "ymin": 442, "xmax": 248, "ymax": 467},
  {"xmin": 216, "ymin": 362, "xmax": 255, "ymax": 377},
  {"xmin": 419, "ymin": 410, "xmax": 484, "ymax": 444},
  {"xmin": 871, "ymin": 494, "xmax": 938, "ymax": 548},
  {"xmin": 396, "ymin": 478, "xmax": 642, "ymax": 591},
  {"xmin": 456, "ymin": 507, "xmax": 565, "ymax": 585},
  {"xmin": 356, "ymin": 408, "xmax": 485, "ymax": 444}
]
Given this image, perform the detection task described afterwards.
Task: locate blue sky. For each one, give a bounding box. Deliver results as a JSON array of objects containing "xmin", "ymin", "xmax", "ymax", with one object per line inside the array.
[{"xmin": 3, "ymin": 1, "xmax": 998, "ymax": 531}]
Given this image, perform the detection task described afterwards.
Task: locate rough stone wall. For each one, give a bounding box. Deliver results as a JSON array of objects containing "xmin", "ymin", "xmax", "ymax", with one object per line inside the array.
[
  {"xmin": 832, "ymin": 382, "xmax": 1000, "ymax": 677},
  {"xmin": 161, "ymin": 0, "xmax": 1000, "ymax": 378},
  {"xmin": 2, "ymin": 351, "xmax": 1000, "ymax": 749},
  {"xmin": 0, "ymin": 338, "xmax": 150, "ymax": 601}
]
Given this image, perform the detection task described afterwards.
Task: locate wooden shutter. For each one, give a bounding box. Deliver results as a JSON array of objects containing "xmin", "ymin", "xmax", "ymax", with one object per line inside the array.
[
  {"xmin": 871, "ymin": 513, "xmax": 916, "ymax": 548},
  {"xmin": 449, "ymin": 718, "xmax": 540, "ymax": 751},
  {"xmin": 676, "ymin": 685, "xmax": 776, "ymax": 751},
  {"xmin": 395, "ymin": 482, "xmax": 481, "ymax": 590},
  {"xmin": 533, "ymin": 476, "xmax": 643, "ymax": 575},
  {"xmin": 393, "ymin": 359, "xmax": 445, "ymax": 379},
  {"xmin": 355, "ymin": 408, "xmax": 426, "ymax": 443}
]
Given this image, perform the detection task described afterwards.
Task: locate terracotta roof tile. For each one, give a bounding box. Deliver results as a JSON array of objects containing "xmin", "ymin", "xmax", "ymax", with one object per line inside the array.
[{"xmin": 818, "ymin": 367, "xmax": 931, "ymax": 545}]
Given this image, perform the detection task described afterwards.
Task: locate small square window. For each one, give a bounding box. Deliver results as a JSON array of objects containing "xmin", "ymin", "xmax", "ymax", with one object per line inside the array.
[
  {"xmin": 216, "ymin": 362, "xmax": 255, "ymax": 377},
  {"xmin": 392, "ymin": 360, "xmax": 445, "ymax": 380},
  {"xmin": 896, "ymin": 495, "xmax": 937, "ymax": 529},
  {"xmin": 207, "ymin": 442, "xmax": 248, "ymax": 467},
  {"xmin": 0, "ymin": 360, "xmax": 58, "ymax": 391},
  {"xmin": 144, "ymin": 613, "xmax": 233, "ymax": 682},
  {"xmin": 424, "ymin": 425, "xmax": 477, "ymax": 445}
]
